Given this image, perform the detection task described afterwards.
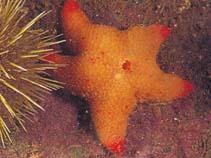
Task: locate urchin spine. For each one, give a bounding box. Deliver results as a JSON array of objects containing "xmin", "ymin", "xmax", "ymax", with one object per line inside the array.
[{"xmin": 0, "ymin": 0, "xmax": 64, "ymax": 147}]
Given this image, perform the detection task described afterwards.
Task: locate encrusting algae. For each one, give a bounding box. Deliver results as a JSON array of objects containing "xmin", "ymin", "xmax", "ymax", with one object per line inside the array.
[
  {"xmin": 0, "ymin": 0, "xmax": 63, "ymax": 147},
  {"xmin": 44, "ymin": 0, "xmax": 194, "ymax": 154}
]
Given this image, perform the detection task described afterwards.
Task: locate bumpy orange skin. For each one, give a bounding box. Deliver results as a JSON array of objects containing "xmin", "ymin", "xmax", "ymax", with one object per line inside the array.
[{"xmin": 44, "ymin": 0, "xmax": 194, "ymax": 154}]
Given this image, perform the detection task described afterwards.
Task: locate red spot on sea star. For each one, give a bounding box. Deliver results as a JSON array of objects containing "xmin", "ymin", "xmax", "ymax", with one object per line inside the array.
[{"xmin": 122, "ymin": 60, "xmax": 131, "ymax": 72}]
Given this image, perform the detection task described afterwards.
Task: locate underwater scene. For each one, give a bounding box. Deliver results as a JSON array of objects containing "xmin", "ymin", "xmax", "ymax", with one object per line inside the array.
[{"xmin": 0, "ymin": 0, "xmax": 210, "ymax": 158}]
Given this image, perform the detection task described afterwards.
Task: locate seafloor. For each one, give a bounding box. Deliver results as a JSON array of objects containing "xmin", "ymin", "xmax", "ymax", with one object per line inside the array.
[{"xmin": 0, "ymin": 0, "xmax": 211, "ymax": 158}]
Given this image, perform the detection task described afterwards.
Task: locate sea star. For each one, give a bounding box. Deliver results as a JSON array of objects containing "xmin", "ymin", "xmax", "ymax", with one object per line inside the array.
[{"xmin": 44, "ymin": 0, "xmax": 194, "ymax": 154}]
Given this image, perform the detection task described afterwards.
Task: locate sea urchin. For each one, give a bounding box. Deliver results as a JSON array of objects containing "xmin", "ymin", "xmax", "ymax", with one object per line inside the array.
[{"xmin": 0, "ymin": 0, "xmax": 63, "ymax": 147}]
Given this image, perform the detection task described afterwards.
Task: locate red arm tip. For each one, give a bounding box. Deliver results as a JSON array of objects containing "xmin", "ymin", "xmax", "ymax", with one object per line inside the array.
[
  {"xmin": 41, "ymin": 53, "xmax": 61, "ymax": 64},
  {"xmin": 65, "ymin": 0, "xmax": 80, "ymax": 10},
  {"xmin": 160, "ymin": 26, "xmax": 171, "ymax": 39},
  {"xmin": 180, "ymin": 80, "xmax": 195, "ymax": 97},
  {"xmin": 62, "ymin": 0, "xmax": 80, "ymax": 16},
  {"xmin": 105, "ymin": 138, "xmax": 125, "ymax": 154},
  {"xmin": 154, "ymin": 25, "xmax": 171, "ymax": 40}
]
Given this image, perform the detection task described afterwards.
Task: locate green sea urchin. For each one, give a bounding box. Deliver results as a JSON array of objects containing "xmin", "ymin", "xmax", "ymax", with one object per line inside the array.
[{"xmin": 0, "ymin": 0, "xmax": 64, "ymax": 147}]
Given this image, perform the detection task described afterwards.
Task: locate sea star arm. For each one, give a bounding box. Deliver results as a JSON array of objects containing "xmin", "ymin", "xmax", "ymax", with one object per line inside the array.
[
  {"xmin": 130, "ymin": 59, "xmax": 194, "ymax": 102},
  {"xmin": 89, "ymin": 79, "xmax": 137, "ymax": 154},
  {"xmin": 136, "ymin": 73, "xmax": 194, "ymax": 102},
  {"xmin": 126, "ymin": 25, "xmax": 170, "ymax": 58},
  {"xmin": 61, "ymin": 0, "xmax": 91, "ymax": 53},
  {"xmin": 61, "ymin": 0, "xmax": 126, "ymax": 58},
  {"xmin": 42, "ymin": 53, "xmax": 90, "ymax": 95},
  {"xmin": 90, "ymin": 98, "xmax": 129, "ymax": 154}
]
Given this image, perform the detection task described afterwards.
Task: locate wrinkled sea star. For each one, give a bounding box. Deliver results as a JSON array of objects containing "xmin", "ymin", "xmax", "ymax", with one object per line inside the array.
[{"xmin": 44, "ymin": 0, "xmax": 194, "ymax": 154}]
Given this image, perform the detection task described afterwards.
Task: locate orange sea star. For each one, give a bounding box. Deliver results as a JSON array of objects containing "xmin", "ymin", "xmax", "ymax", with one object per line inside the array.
[{"xmin": 44, "ymin": 0, "xmax": 194, "ymax": 154}]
